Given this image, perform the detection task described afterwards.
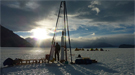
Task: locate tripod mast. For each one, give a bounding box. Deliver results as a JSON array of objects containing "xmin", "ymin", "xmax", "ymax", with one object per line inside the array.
[{"xmin": 51, "ymin": 1, "xmax": 73, "ymax": 63}]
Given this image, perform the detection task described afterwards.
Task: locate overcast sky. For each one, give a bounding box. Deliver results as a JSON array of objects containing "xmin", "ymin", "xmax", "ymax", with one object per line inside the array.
[{"xmin": 1, "ymin": 0, "xmax": 134, "ymax": 47}]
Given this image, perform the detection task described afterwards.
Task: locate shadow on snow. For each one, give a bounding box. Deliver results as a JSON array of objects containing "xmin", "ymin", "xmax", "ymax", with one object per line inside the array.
[{"xmin": 1, "ymin": 62, "xmax": 119, "ymax": 75}]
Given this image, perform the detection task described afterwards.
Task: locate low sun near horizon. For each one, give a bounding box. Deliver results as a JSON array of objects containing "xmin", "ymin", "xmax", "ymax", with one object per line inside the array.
[{"xmin": 31, "ymin": 28, "xmax": 50, "ymax": 40}]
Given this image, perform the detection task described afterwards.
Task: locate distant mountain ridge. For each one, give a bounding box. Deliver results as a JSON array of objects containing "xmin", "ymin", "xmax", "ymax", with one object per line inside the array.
[
  {"xmin": 25, "ymin": 37, "xmax": 51, "ymax": 47},
  {"xmin": 119, "ymin": 44, "xmax": 135, "ymax": 48},
  {"xmin": 84, "ymin": 42, "xmax": 114, "ymax": 48},
  {"xmin": 0, "ymin": 25, "xmax": 33, "ymax": 47},
  {"xmin": 26, "ymin": 37, "xmax": 116, "ymax": 48}
]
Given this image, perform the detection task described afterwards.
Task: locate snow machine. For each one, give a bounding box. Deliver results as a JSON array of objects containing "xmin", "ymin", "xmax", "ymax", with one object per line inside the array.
[
  {"xmin": 3, "ymin": 58, "xmax": 15, "ymax": 66},
  {"xmin": 75, "ymin": 56, "xmax": 97, "ymax": 64}
]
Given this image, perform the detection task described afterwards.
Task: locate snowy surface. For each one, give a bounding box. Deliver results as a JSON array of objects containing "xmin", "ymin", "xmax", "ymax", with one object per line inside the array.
[{"xmin": 0, "ymin": 47, "xmax": 134, "ymax": 75}]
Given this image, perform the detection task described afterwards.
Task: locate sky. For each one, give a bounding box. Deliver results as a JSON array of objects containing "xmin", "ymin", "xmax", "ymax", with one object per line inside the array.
[{"xmin": 1, "ymin": 0, "xmax": 135, "ymax": 47}]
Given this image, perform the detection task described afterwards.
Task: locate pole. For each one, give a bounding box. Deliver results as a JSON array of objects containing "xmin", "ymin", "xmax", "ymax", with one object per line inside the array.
[
  {"xmin": 52, "ymin": 2, "xmax": 62, "ymax": 44},
  {"xmin": 63, "ymin": 1, "xmax": 67, "ymax": 61},
  {"xmin": 48, "ymin": 2, "xmax": 62, "ymax": 63},
  {"xmin": 65, "ymin": 1, "xmax": 73, "ymax": 63}
]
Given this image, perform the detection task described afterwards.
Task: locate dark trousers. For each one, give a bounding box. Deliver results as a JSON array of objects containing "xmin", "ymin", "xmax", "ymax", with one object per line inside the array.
[{"xmin": 55, "ymin": 52, "xmax": 59, "ymax": 61}]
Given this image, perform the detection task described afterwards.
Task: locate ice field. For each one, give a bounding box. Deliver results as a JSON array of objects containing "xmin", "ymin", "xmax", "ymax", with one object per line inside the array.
[{"xmin": 0, "ymin": 47, "xmax": 134, "ymax": 75}]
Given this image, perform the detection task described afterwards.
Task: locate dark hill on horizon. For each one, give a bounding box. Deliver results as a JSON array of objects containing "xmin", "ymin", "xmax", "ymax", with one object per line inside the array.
[
  {"xmin": 26, "ymin": 37, "xmax": 116, "ymax": 48},
  {"xmin": 84, "ymin": 42, "xmax": 114, "ymax": 48},
  {"xmin": 0, "ymin": 25, "xmax": 33, "ymax": 47},
  {"xmin": 25, "ymin": 37, "xmax": 51, "ymax": 47},
  {"xmin": 119, "ymin": 44, "xmax": 135, "ymax": 48}
]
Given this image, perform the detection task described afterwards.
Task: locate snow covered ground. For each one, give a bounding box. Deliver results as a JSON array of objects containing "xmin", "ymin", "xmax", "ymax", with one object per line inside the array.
[{"xmin": 0, "ymin": 47, "xmax": 134, "ymax": 75}]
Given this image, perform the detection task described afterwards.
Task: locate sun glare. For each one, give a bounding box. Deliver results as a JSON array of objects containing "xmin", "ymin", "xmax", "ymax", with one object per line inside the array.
[{"xmin": 31, "ymin": 28, "xmax": 49, "ymax": 40}]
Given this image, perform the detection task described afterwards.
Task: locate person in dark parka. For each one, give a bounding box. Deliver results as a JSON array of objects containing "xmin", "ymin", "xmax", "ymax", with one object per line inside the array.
[{"xmin": 55, "ymin": 42, "xmax": 60, "ymax": 61}]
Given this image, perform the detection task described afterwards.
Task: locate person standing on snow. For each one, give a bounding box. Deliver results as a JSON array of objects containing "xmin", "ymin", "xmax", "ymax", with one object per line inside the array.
[{"xmin": 55, "ymin": 42, "xmax": 60, "ymax": 61}]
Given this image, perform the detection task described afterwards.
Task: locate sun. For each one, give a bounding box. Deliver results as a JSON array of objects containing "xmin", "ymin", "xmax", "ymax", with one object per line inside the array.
[{"xmin": 31, "ymin": 28, "xmax": 49, "ymax": 40}]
